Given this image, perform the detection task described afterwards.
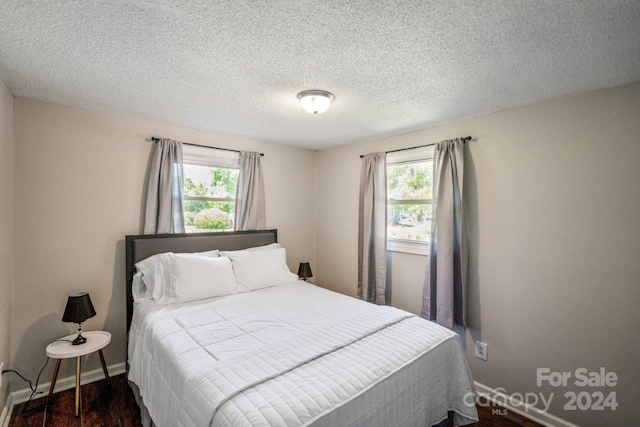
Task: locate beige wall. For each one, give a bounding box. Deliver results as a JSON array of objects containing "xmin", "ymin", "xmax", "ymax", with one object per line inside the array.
[
  {"xmin": 11, "ymin": 98, "xmax": 316, "ymax": 384},
  {"xmin": 0, "ymin": 80, "xmax": 13, "ymax": 409},
  {"xmin": 315, "ymin": 83, "xmax": 640, "ymax": 426}
]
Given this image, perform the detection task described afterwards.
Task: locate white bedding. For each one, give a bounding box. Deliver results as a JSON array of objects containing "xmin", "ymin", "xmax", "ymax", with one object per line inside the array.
[{"xmin": 128, "ymin": 281, "xmax": 478, "ymax": 427}]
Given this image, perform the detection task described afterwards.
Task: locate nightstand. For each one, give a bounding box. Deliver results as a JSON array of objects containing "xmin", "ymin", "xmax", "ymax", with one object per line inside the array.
[{"xmin": 46, "ymin": 330, "xmax": 111, "ymax": 416}]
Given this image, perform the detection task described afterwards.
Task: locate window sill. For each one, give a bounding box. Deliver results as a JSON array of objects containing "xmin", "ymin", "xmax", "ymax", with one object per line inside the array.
[{"xmin": 387, "ymin": 239, "xmax": 430, "ymax": 256}]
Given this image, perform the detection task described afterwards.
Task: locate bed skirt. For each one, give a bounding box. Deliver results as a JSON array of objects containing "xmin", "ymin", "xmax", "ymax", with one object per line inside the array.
[
  {"xmin": 129, "ymin": 378, "xmax": 454, "ymax": 427},
  {"xmin": 128, "ymin": 379, "xmax": 155, "ymax": 427}
]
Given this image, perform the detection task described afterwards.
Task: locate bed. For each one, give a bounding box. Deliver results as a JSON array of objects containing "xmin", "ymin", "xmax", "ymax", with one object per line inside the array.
[{"xmin": 125, "ymin": 230, "xmax": 479, "ymax": 427}]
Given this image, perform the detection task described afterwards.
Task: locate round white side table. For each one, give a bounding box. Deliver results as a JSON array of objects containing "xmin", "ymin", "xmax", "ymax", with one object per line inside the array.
[{"xmin": 45, "ymin": 331, "xmax": 111, "ymax": 416}]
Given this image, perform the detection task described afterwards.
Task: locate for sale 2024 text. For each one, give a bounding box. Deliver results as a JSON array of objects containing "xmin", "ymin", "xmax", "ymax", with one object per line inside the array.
[{"xmin": 537, "ymin": 368, "xmax": 618, "ymax": 411}]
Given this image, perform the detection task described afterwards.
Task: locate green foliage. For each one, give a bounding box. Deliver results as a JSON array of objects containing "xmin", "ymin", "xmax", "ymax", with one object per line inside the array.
[
  {"xmin": 216, "ymin": 201, "xmax": 234, "ymax": 214},
  {"xmin": 211, "ymin": 168, "xmax": 238, "ymax": 198},
  {"xmin": 184, "ymin": 168, "xmax": 238, "ymax": 200},
  {"xmin": 184, "ymin": 176, "xmax": 207, "ymax": 197},
  {"xmin": 184, "ymin": 178, "xmax": 209, "ymax": 214},
  {"xmin": 387, "ymin": 161, "xmax": 432, "ymax": 200},
  {"xmin": 194, "ymin": 207, "xmax": 231, "ymax": 230},
  {"xmin": 185, "ymin": 210, "xmax": 196, "ymax": 227}
]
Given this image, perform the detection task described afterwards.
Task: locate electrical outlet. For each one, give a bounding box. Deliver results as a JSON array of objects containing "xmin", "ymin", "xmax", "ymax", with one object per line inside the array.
[
  {"xmin": 0, "ymin": 362, "xmax": 4, "ymax": 389},
  {"xmin": 474, "ymin": 341, "xmax": 488, "ymax": 361}
]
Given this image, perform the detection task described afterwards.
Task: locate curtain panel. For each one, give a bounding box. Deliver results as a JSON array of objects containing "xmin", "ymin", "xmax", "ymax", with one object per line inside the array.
[
  {"xmin": 143, "ymin": 138, "xmax": 186, "ymax": 234},
  {"xmin": 421, "ymin": 139, "xmax": 468, "ymax": 328},
  {"xmin": 235, "ymin": 151, "xmax": 266, "ymax": 231},
  {"xmin": 358, "ymin": 152, "xmax": 388, "ymax": 305}
]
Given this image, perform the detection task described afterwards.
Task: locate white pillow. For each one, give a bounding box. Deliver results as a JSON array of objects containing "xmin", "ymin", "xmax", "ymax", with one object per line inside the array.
[
  {"xmin": 135, "ymin": 249, "xmax": 220, "ymax": 302},
  {"xmin": 219, "ymin": 243, "xmax": 281, "ymax": 257},
  {"xmin": 131, "ymin": 271, "xmax": 149, "ymax": 302},
  {"xmin": 165, "ymin": 254, "xmax": 238, "ymax": 303},
  {"xmin": 227, "ymin": 247, "xmax": 298, "ymax": 292}
]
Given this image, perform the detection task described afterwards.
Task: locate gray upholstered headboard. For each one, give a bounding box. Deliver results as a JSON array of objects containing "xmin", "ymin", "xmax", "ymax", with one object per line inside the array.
[{"xmin": 125, "ymin": 229, "xmax": 278, "ymax": 331}]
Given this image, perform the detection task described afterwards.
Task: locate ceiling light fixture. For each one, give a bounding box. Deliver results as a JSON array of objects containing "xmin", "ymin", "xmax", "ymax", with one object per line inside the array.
[{"xmin": 297, "ymin": 90, "xmax": 334, "ymax": 114}]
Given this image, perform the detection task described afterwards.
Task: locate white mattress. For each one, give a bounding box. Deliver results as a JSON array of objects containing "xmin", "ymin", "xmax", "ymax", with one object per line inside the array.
[{"xmin": 128, "ymin": 281, "xmax": 478, "ymax": 427}]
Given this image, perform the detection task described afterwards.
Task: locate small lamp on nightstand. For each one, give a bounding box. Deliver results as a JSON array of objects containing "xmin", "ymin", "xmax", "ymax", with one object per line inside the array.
[
  {"xmin": 62, "ymin": 292, "xmax": 96, "ymax": 345},
  {"xmin": 297, "ymin": 262, "xmax": 313, "ymax": 281}
]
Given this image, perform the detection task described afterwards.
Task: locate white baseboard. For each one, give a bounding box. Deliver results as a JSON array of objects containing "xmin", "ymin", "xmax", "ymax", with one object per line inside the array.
[
  {"xmin": 9, "ymin": 362, "xmax": 126, "ymax": 406},
  {"xmin": 474, "ymin": 381, "xmax": 579, "ymax": 427}
]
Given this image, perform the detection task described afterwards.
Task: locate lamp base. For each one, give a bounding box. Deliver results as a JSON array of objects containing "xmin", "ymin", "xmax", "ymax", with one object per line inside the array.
[
  {"xmin": 72, "ymin": 323, "xmax": 87, "ymax": 345},
  {"xmin": 72, "ymin": 334, "xmax": 87, "ymax": 345}
]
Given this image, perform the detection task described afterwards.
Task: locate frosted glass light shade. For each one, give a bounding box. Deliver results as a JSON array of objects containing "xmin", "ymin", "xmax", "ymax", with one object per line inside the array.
[{"xmin": 297, "ymin": 90, "xmax": 334, "ymax": 114}]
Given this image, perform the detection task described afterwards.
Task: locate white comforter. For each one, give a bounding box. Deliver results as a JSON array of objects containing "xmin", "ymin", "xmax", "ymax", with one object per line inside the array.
[{"xmin": 128, "ymin": 281, "xmax": 478, "ymax": 427}]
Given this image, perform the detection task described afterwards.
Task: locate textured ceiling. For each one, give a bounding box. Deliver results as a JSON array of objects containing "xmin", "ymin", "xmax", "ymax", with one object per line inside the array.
[{"xmin": 1, "ymin": 1, "xmax": 639, "ymax": 149}]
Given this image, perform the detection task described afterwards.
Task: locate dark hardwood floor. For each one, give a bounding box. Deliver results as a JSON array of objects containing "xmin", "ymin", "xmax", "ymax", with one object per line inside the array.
[
  {"xmin": 9, "ymin": 374, "xmax": 140, "ymax": 427},
  {"xmin": 10, "ymin": 374, "xmax": 542, "ymax": 426}
]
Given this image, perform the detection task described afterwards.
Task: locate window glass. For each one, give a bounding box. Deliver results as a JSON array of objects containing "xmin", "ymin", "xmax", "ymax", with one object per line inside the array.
[
  {"xmin": 387, "ymin": 152, "xmax": 433, "ymax": 246},
  {"xmin": 183, "ymin": 158, "xmax": 238, "ymax": 233},
  {"xmin": 387, "ymin": 203, "xmax": 432, "ymax": 242},
  {"xmin": 387, "ymin": 162, "xmax": 432, "ymax": 200}
]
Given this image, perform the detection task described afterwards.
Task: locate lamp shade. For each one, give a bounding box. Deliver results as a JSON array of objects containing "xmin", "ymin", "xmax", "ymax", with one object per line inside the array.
[
  {"xmin": 297, "ymin": 262, "xmax": 313, "ymax": 279},
  {"xmin": 62, "ymin": 292, "xmax": 96, "ymax": 323}
]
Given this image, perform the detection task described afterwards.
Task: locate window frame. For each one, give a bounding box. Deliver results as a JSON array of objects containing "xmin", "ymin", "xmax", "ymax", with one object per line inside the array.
[
  {"xmin": 386, "ymin": 146, "xmax": 434, "ymax": 256},
  {"xmin": 182, "ymin": 146, "xmax": 240, "ymax": 233}
]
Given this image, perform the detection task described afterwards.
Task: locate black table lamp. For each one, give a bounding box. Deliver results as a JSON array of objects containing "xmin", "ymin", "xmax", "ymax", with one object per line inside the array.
[
  {"xmin": 297, "ymin": 262, "xmax": 313, "ymax": 281},
  {"xmin": 62, "ymin": 292, "xmax": 96, "ymax": 345}
]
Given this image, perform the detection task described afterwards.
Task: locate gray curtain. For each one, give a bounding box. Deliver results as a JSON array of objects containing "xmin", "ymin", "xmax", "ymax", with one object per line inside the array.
[
  {"xmin": 143, "ymin": 138, "xmax": 185, "ymax": 234},
  {"xmin": 358, "ymin": 152, "xmax": 387, "ymax": 305},
  {"xmin": 234, "ymin": 151, "xmax": 266, "ymax": 230},
  {"xmin": 421, "ymin": 139, "xmax": 468, "ymax": 328}
]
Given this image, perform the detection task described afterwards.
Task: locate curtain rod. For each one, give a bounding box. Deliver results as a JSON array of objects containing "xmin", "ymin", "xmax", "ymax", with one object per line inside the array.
[
  {"xmin": 149, "ymin": 137, "xmax": 264, "ymax": 157},
  {"xmin": 359, "ymin": 136, "xmax": 472, "ymax": 158}
]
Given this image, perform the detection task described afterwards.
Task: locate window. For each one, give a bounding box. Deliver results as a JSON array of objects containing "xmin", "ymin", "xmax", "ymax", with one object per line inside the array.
[
  {"xmin": 387, "ymin": 146, "xmax": 434, "ymax": 255},
  {"xmin": 182, "ymin": 145, "xmax": 239, "ymax": 233}
]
